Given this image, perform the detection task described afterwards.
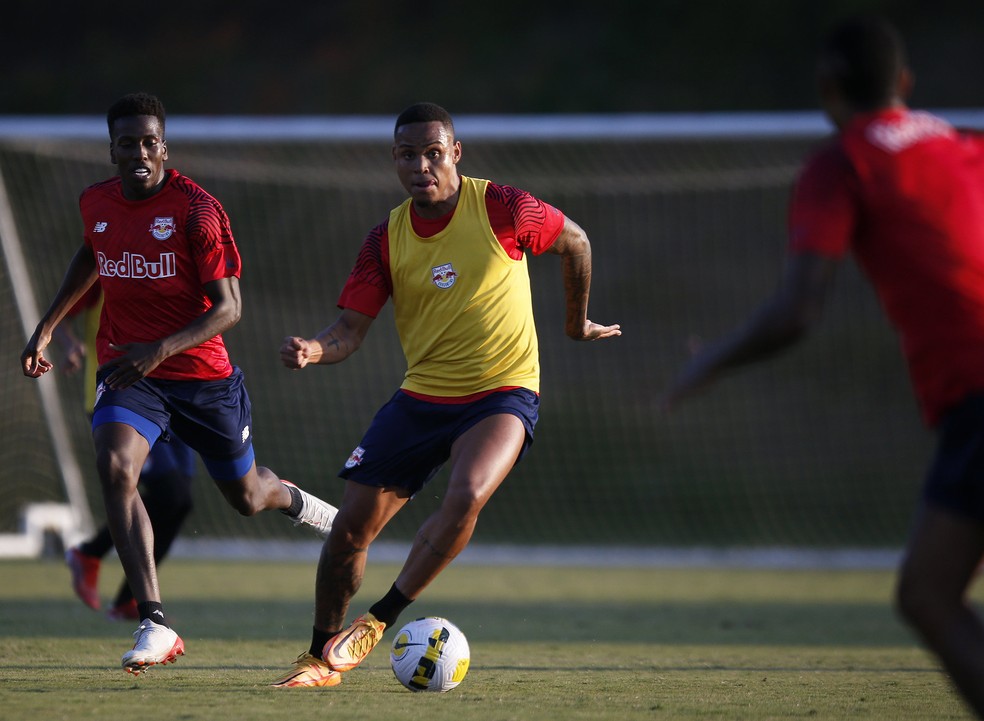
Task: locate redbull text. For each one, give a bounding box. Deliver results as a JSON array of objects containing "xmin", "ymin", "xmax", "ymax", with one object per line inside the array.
[{"xmin": 97, "ymin": 251, "xmax": 177, "ymax": 279}]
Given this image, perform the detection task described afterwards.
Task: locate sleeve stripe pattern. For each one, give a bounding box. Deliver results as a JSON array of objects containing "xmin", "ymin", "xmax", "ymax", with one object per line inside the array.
[{"xmin": 486, "ymin": 181, "xmax": 548, "ymax": 251}]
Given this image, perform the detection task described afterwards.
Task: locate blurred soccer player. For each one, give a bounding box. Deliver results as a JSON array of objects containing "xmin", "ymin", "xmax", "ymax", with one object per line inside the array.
[
  {"xmin": 21, "ymin": 92, "xmax": 338, "ymax": 675},
  {"xmin": 272, "ymin": 102, "xmax": 620, "ymax": 687},
  {"xmin": 56, "ymin": 285, "xmax": 194, "ymax": 621},
  {"xmin": 660, "ymin": 16, "xmax": 984, "ymax": 717}
]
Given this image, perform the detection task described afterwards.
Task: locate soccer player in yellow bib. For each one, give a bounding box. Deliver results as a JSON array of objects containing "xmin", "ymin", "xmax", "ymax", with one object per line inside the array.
[{"xmin": 273, "ymin": 102, "xmax": 621, "ymax": 687}]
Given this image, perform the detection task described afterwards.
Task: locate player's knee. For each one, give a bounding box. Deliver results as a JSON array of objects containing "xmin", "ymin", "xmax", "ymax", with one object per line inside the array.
[
  {"xmin": 220, "ymin": 484, "xmax": 265, "ymax": 516},
  {"xmin": 95, "ymin": 448, "xmax": 141, "ymax": 492},
  {"xmin": 895, "ymin": 573, "xmax": 923, "ymax": 627},
  {"xmin": 329, "ymin": 515, "xmax": 375, "ymax": 550},
  {"xmin": 441, "ymin": 486, "xmax": 486, "ymax": 521},
  {"xmin": 896, "ymin": 567, "xmax": 950, "ymax": 633}
]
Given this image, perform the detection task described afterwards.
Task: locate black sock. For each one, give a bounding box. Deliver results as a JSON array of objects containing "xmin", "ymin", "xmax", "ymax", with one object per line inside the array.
[
  {"xmin": 282, "ymin": 484, "xmax": 303, "ymax": 517},
  {"xmin": 369, "ymin": 584, "xmax": 413, "ymax": 629},
  {"xmin": 310, "ymin": 627, "xmax": 338, "ymax": 659},
  {"xmin": 137, "ymin": 601, "xmax": 167, "ymax": 627}
]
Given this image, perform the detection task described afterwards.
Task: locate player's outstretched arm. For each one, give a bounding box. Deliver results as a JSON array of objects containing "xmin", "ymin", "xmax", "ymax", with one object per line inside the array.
[
  {"xmin": 21, "ymin": 245, "xmax": 98, "ymax": 378},
  {"xmin": 659, "ymin": 253, "xmax": 838, "ymax": 412},
  {"xmin": 281, "ymin": 308, "xmax": 375, "ymax": 369},
  {"xmin": 544, "ymin": 217, "xmax": 621, "ymax": 341}
]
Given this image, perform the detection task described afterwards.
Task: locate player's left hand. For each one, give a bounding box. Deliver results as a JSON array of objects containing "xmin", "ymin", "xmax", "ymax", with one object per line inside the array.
[
  {"xmin": 99, "ymin": 342, "xmax": 165, "ymax": 389},
  {"xmin": 567, "ymin": 320, "xmax": 622, "ymax": 341}
]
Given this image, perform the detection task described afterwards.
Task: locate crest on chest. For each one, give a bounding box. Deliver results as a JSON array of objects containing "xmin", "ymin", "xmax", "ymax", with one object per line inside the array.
[
  {"xmin": 431, "ymin": 263, "xmax": 457, "ymax": 289},
  {"xmin": 150, "ymin": 216, "xmax": 175, "ymax": 241}
]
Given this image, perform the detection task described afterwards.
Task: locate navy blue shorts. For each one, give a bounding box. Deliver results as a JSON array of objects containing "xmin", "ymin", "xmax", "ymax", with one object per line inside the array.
[
  {"xmin": 339, "ymin": 388, "xmax": 539, "ymax": 495},
  {"xmin": 922, "ymin": 393, "xmax": 984, "ymax": 523},
  {"xmin": 92, "ymin": 366, "xmax": 255, "ymax": 482}
]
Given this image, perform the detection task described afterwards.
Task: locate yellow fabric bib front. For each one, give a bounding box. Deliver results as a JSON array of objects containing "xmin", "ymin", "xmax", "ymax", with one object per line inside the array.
[{"xmin": 388, "ymin": 176, "xmax": 540, "ymax": 397}]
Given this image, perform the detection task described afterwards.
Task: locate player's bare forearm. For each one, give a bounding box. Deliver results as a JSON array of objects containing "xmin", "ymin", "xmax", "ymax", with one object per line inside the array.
[
  {"xmin": 659, "ymin": 254, "xmax": 837, "ymax": 412},
  {"xmin": 561, "ymin": 249, "xmax": 593, "ymax": 338},
  {"xmin": 281, "ymin": 308, "xmax": 374, "ymax": 369},
  {"xmin": 659, "ymin": 311, "xmax": 805, "ymax": 412},
  {"xmin": 313, "ymin": 327, "xmax": 356, "ymax": 364},
  {"xmin": 548, "ymin": 219, "xmax": 621, "ymax": 341},
  {"xmin": 21, "ymin": 246, "xmax": 99, "ymax": 378}
]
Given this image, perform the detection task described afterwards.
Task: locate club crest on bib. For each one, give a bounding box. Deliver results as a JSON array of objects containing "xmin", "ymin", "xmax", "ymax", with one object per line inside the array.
[
  {"xmin": 432, "ymin": 263, "xmax": 457, "ymax": 289},
  {"xmin": 150, "ymin": 216, "xmax": 175, "ymax": 240}
]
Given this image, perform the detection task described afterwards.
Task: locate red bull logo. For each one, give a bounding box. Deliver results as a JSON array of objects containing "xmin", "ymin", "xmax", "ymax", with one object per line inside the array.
[
  {"xmin": 97, "ymin": 251, "xmax": 176, "ymax": 279},
  {"xmin": 344, "ymin": 445, "xmax": 365, "ymax": 469},
  {"xmin": 431, "ymin": 262, "xmax": 457, "ymax": 289},
  {"xmin": 150, "ymin": 216, "xmax": 175, "ymax": 240}
]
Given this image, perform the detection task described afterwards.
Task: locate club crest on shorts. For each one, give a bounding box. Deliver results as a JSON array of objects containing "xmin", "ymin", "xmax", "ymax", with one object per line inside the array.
[
  {"xmin": 431, "ymin": 263, "xmax": 457, "ymax": 289},
  {"xmin": 150, "ymin": 216, "xmax": 175, "ymax": 240},
  {"xmin": 345, "ymin": 445, "xmax": 365, "ymax": 469}
]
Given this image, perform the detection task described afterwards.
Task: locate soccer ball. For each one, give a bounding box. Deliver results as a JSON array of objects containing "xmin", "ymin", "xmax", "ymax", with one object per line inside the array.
[{"xmin": 389, "ymin": 616, "xmax": 470, "ymax": 692}]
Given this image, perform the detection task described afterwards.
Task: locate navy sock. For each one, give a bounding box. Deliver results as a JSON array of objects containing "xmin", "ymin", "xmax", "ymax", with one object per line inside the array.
[
  {"xmin": 137, "ymin": 601, "xmax": 167, "ymax": 627},
  {"xmin": 369, "ymin": 584, "xmax": 413, "ymax": 629},
  {"xmin": 310, "ymin": 627, "xmax": 338, "ymax": 659},
  {"xmin": 282, "ymin": 484, "xmax": 303, "ymax": 517}
]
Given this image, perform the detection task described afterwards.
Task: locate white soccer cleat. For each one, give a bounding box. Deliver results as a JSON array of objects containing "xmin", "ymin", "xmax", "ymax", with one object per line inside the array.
[
  {"xmin": 282, "ymin": 480, "xmax": 337, "ymax": 539},
  {"xmin": 121, "ymin": 619, "xmax": 185, "ymax": 674}
]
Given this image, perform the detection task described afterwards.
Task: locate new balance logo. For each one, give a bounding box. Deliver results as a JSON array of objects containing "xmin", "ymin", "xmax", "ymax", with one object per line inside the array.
[
  {"xmin": 97, "ymin": 251, "xmax": 177, "ymax": 279},
  {"xmin": 93, "ymin": 222, "xmax": 108, "ymax": 232}
]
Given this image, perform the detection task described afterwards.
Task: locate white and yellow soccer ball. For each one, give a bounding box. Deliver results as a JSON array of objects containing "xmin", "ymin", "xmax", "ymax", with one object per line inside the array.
[{"xmin": 389, "ymin": 616, "xmax": 470, "ymax": 692}]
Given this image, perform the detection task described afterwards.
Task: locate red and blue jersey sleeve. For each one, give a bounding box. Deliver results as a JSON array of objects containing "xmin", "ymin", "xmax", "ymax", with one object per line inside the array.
[
  {"xmin": 788, "ymin": 143, "xmax": 859, "ymax": 258},
  {"xmin": 485, "ymin": 182, "xmax": 566, "ymax": 259},
  {"xmin": 186, "ymin": 195, "xmax": 241, "ymax": 284},
  {"xmin": 337, "ymin": 221, "xmax": 392, "ymax": 316}
]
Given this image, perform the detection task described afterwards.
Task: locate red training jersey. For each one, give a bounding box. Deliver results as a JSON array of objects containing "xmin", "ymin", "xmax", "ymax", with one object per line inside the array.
[
  {"xmin": 338, "ymin": 179, "xmax": 566, "ymax": 317},
  {"xmin": 80, "ymin": 168, "xmax": 242, "ymax": 381},
  {"xmin": 789, "ymin": 108, "xmax": 984, "ymax": 425}
]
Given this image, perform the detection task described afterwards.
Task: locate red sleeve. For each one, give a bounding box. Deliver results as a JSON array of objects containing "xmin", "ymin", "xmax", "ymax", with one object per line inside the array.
[
  {"xmin": 187, "ymin": 196, "xmax": 241, "ymax": 283},
  {"xmin": 485, "ymin": 182, "xmax": 566, "ymax": 260},
  {"xmin": 788, "ymin": 143, "xmax": 859, "ymax": 258},
  {"xmin": 337, "ymin": 221, "xmax": 392, "ymax": 317}
]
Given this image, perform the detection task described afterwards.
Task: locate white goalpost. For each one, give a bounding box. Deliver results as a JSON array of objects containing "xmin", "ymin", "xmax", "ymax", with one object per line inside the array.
[
  {"xmin": 2, "ymin": 109, "xmax": 983, "ymax": 561},
  {"xmin": 0, "ymin": 165, "xmax": 93, "ymax": 557}
]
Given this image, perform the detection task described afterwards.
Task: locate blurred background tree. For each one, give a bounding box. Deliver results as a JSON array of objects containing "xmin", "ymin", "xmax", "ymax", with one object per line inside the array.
[{"xmin": 2, "ymin": 0, "xmax": 981, "ymax": 115}]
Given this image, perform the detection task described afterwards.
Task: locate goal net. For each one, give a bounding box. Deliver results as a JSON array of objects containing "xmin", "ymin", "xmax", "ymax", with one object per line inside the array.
[{"xmin": 3, "ymin": 111, "xmax": 979, "ymax": 555}]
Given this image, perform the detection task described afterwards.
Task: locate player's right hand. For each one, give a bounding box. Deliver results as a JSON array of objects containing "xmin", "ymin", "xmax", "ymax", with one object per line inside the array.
[
  {"xmin": 280, "ymin": 336, "xmax": 315, "ymax": 369},
  {"xmin": 21, "ymin": 348, "xmax": 53, "ymax": 378}
]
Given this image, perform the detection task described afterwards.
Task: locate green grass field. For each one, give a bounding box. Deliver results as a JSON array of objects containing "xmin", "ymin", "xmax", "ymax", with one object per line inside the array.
[{"xmin": 0, "ymin": 557, "xmax": 977, "ymax": 721}]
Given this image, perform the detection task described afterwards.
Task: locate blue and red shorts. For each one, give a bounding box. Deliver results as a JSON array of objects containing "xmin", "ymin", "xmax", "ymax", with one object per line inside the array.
[
  {"xmin": 339, "ymin": 388, "xmax": 539, "ymax": 495},
  {"xmin": 92, "ymin": 366, "xmax": 254, "ymax": 481}
]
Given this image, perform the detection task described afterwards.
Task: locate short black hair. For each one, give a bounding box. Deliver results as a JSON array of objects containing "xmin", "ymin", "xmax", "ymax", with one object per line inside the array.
[
  {"xmin": 106, "ymin": 92, "xmax": 166, "ymax": 138},
  {"xmin": 818, "ymin": 15, "xmax": 906, "ymax": 109},
  {"xmin": 394, "ymin": 102, "xmax": 454, "ymax": 136}
]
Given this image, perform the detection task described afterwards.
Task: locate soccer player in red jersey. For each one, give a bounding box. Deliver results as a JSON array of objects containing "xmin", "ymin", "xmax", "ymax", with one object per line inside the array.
[
  {"xmin": 21, "ymin": 93, "xmax": 338, "ymax": 675},
  {"xmin": 660, "ymin": 17, "xmax": 984, "ymax": 717},
  {"xmin": 271, "ymin": 102, "xmax": 620, "ymax": 687}
]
